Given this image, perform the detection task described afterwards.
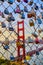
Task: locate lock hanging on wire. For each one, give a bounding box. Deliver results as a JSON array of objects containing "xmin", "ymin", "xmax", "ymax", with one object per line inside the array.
[
  {"xmin": 14, "ymin": 5, "xmax": 21, "ymax": 14},
  {"xmin": 37, "ymin": 17, "xmax": 42, "ymax": 24},
  {"xmin": 8, "ymin": 0, "xmax": 14, "ymax": 4},
  {"xmin": 1, "ymin": 0, "xmax": 4, "ymax": 2},
  {"xmin": 2, "ymin": 38, "xmax": 9, "ymax": 50},
  {"xmin": 10, "ymin": 54, "xmax": 15, "ymax": 61},
  {"xmin": 29, "ymin": 19, "xmax": 34, "ymax": 27},
  {"xmin": 28, "ymin": 0, "xmax": 33, "ymax": 6},
  {"xmin": 21, "ymin": 10, "xmax": 25, "ymax": 19},
  {"xmin": 23, "ymin": 0, "xmax": 28, "ymax": 3},
  {"xmin": 17, "ymin": 0, "xmax": 20, "ymax": 2},
  {"xmin": 7, "ymin": 13, "xmax": 15, "ymax": 22},
  {"xmin": 24, "ymin": 6, "xmax": 28, "ymax": 12},
  {"xmin": 4, "ymin": 8, "xmax": 9, "ymax": 15},
  {"xmin": 34, "ymin": 3, "xmax": 39, "ymax": 10}
]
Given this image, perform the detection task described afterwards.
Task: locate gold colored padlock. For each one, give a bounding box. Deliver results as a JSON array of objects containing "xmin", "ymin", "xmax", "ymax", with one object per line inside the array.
[{"xmin": 29, "ymin": 19, "xmax": 34, "ymax": 26}]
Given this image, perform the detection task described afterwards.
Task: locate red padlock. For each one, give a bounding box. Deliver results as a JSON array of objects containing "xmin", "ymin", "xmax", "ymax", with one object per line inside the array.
[
  {"xmin": 35, "ymin": 37, "xmax": 40, "ymax": 44},
  {"xmin": 27, "ymin": 13, "xmax": 32, "ymax": 18},
  {"xmin": 17, "ymin": 0, "xmax": 20, "ymax": 2}
]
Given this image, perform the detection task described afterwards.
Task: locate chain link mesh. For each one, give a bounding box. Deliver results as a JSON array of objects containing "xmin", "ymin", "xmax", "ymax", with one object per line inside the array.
[{"xmin": 0, "ymin": 0, "xmax": 43, "ymax": 65}]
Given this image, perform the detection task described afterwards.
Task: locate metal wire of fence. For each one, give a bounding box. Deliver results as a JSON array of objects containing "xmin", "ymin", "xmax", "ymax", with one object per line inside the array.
[{"xmin": 0, "ymin": 0, "xmax": 43, "ymax": 65}]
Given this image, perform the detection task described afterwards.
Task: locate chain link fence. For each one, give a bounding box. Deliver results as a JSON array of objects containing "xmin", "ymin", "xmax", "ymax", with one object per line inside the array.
[{"xmin": 0, "ymin": 0, "xmax": 43, "ymax": 65}]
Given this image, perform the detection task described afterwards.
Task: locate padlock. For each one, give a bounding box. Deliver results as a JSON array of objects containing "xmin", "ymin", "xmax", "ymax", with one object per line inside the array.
[
  {"xmin": 27, "ymin": 12, "xmax": 36, "ymax": 19},
  {"xmin": 29, "ymin": 19, "xmax": 34, "ymax": 27},
  {"xmin": 7, "ymin": 17, "xmax": 11, "ymax": 22},
  {"xmin": 27, "ymin": 13, "xmax": 32, "ymax": 18},
  {"xmin": 36, "ymin": 51, "xmax": 39, "ymax": 55},
  {"xmin": 34, "ymin": 3, "xmax": 39, "ymax": 10},
  {"xmin": 21, "ymin": 14, "xmax": 25, "ymax": 19},
  {"xmin": 0, "ymin": 11, "xmax": 5, "ymax": 18},
  {"xmin": 9, "ymin": 27, "xmax": 14, "ymax": 31},
  {"xmin": 1, "ymin": 0, "xmax": 4, "ymax": 2},
  {"xmin": 28, "ymin": 37, "xmax": 33, "ymax": 43},
  {"xmin": 32, "ymin": 33, "xmax": 38, "ymax": 38},
  {"xmin": 31, "ymin": 12, "xmax": 36, "ymax": 17},
  {"xmin": 3, "ymin": 45, "xmax": 9, "ymax": 50},
  {"xmin": 16, "ymin": 41, "xmax": 20, "ymax": 46},
  {"xmin": 7, "ymin": 13, "xmax": 15, "ymax": 22},
  {"xmin": 35, "ymin": 37, "xmax": 39, "ymax": 44},
  {"xmin": 37, "ymin": 17, "xmax": 42, "ymax": 24},
  {"xmin": 8, "ymin": 0, "xmax": 14, "ymax": 4},
  {"xmin": 10, "ymin": 54, "xmax": 15, "ymax": 61},
  {"xmin": 11, "ymin": 16, "xmax": 15, "ymax": 21},
  {"xmin": 41, "ymin": 4, "xmax": 43, "ymax": 10},
  {"xmin": 1, "ymin": 22, "xmax": 6, "ymax": 28},
  {"xmin": 38, "ymin": 29, "xmax": 42, "ymax": 33},
  {"xmin": 17, "ymin": 0, "xmax": 20, "ymax": 2},
  {"xmin": 26, "ymin": 55, "xmax": 31, "ymax": 60},
  {"xmin": 41, "ymin": 0, "xmax": 43, "ymax": 1},
  {"xmin": 16, "ymin": 41, "xmax": 23, "ymax": 46},
  {"xmin": 29, "ymin": 21, "xmax": 34, "ymax": 26},
  {"xmin": 4, "ymin": 9, "xmax": 9, "ymax": 15},
  {"xmin": 21, "ymin": 11, "xmax": 25, "ymax": 19},
  {"xmin": 28, "ymin": 0, "xmax": 33, "ymax": 6},
  {"xmin": 35, "ymin": 5, "xmax": 38, "ymax": 10},
  {"xmin": 14, "ymin": 6, "xmax": 21, "ymax": 13},
  {"xmin": 0, "ymin": 12, "xmax": 5, "ymax": 18},
  {"xmin": 24, "ymin": 6, "xmax": 28, "ymax": 12},
  {"xmin": 24, "ymin": 0, "xmax": 28, "ymax": 3},
  {"xmin": 24, "ymin": 61, "xmax": 30, "ymax": 65}
]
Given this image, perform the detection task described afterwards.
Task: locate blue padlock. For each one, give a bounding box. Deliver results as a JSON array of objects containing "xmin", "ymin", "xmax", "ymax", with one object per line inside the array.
[
  {"xmin": 28, "ymin": 37, "xmax": 33, "ymax": 43},
  {"xmin": 21, "ymin": 14, "xmax": 25, "ymax": 19},
  {"xmin": 4, "ymin": 9, "xmax": 9, "ymax": 15},
  {"xmin": 21, "ymin": 11, "xmax": 25, "ymax": 19},
  {"xmin": 4, "ymin": 45, "xmax": 9, "ymax": 50},
  {"xmin": 10, "ymin": 55, "xmax": 15, "ymax": 61},
  {"xmin": 37, "ymin": 17, "xmax": 42, "ymax": 24},
  {"xmin": 8, "ymin": 0, "xmax": 14, "ymax": 4}
]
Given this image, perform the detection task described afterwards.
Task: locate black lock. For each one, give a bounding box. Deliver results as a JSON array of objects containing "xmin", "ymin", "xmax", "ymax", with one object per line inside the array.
[
  {"xmin": 1, "ymin": 0, "xmax": 4, "ymax": 2},
  {"xmin": 9, "ymin": 27, "xmax": 14, "ymax": 31}
]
